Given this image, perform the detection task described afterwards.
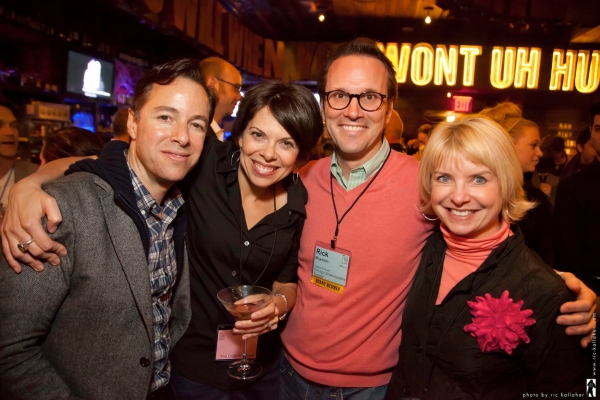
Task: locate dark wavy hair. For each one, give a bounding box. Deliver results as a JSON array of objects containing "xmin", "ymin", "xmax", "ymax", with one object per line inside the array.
[
  {"xmin": 576, "ymin": 125, "xmax": 591, "ymax": 148},
  {"xmin": 131, "ymin": 58, "xmax": 217, "ymax": 125},
  {"xmin": 42, "ymin": 127, "xmax": 105, "ymax": 163},
  {"xmin": 230, "ymin": 81, "xmax": 323, "ymax": 162}
]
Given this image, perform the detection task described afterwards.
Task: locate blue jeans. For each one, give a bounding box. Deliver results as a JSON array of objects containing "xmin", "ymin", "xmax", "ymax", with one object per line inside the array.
[
  {"xmin": 279, "ymin": 353, "xmax": 387, "ymax": 400},
  {"xmin": 170, "ymin": 358, "xmax": 280, "ymax": 400}
]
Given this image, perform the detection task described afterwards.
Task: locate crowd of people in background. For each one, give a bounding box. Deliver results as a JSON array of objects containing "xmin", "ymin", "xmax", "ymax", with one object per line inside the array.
[{"xmin": 0, "ymin": 37, "xmax": 597, "ymax": 400}]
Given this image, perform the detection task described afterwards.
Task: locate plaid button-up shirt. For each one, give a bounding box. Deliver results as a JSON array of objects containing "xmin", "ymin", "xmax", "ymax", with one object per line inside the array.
[{"xmin": 127, "ymin": 156, "xmax": 184, "ymax": 393}]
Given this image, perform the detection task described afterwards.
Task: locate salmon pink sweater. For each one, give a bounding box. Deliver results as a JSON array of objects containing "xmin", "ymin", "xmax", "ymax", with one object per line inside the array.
[{"xmin": 281, "ymin": 152, "xmax": 434, "ymax": 387}]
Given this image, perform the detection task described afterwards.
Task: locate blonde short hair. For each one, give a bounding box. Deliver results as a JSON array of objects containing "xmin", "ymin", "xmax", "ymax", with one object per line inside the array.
[{"xmin": 419, "ymin": 115, "xmax": 535, "ymax": 223}]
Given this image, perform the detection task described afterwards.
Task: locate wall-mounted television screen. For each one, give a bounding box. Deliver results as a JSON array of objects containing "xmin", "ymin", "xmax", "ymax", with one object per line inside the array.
[{"xmin": 66, "ymin": 51, "xmax": 114, "ymax": 99}]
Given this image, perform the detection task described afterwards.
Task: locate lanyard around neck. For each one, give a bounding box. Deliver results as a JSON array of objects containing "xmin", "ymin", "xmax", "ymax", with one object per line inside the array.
[{"xmin": 329, "ymin": 149, "xmax": 391, "ymax": 249}]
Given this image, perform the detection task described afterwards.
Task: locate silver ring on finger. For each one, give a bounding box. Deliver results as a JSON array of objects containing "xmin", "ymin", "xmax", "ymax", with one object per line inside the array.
[
  {"xmin": 17, "ymin": 238, "xmax": 34, "ymax": 253},
  {"xmin": 266, "ymin": 321, "xmax": 272, "ymax": 329}
]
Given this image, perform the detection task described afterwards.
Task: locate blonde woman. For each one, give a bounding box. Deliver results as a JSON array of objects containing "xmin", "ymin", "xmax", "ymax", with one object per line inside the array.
[{"xmin": 386, "ymin": 116, "xmax": 590, "ymax": 399}]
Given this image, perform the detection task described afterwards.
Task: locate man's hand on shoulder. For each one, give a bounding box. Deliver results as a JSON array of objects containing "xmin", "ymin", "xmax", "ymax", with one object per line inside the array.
[
  {"xmin": 1, "ymin": 178, "xmax": 66, "ymax": 273},
  {"xmin": 556, "ymin": 272, "xmax": 597, "ymax": 347}
]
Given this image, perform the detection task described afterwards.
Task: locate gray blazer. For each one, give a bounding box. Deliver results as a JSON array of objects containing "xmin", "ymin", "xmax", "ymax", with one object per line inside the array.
[{"xmin": 0, "ymin": 172, "xmax": 191, "ymax": 400}]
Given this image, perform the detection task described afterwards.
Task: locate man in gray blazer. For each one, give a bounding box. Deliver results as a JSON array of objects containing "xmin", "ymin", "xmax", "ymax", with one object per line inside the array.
[{"xmin": 0, "ymin": 58, "xmax": 216, "ymax": 399}]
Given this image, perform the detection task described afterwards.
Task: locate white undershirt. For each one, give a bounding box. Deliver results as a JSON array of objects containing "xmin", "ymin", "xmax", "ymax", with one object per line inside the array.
[{"xmin": 210, "ymin": 120, "xmax": 224, "ymax": 141}]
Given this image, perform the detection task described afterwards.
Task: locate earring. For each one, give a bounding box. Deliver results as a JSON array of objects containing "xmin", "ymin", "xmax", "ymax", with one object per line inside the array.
[
  {"xmin": 231, "ymin": 149, "xmax": 240, "ymax": 166},
  {"xmin": 421, "ymin": 212, "xmax": 439, "ymax": 221},
  {"xmin": 292, "ymin": 167, "xmax": 299, "ymax": 184}
]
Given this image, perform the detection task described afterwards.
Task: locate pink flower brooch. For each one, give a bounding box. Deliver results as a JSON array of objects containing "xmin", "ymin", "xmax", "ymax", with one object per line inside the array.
[{"xmin": 464, "ymin": 290, "xmax": 535, "ymax": 354}]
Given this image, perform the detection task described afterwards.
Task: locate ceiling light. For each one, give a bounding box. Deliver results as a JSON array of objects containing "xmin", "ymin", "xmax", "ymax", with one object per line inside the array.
[
  {"xmin": 317, "ymin": 8, "xmax": 326, "ymax": 22},
  {"xmin": 424, "ymin": 6, "xmax": 433, "ymax": 24},
  {"xmin": 446, "ymin": 115, "xmax": 456, "ymax": 122},
  {"xmin": 447, "ymin": 92, "xmax": 451, "ymax": 98}
]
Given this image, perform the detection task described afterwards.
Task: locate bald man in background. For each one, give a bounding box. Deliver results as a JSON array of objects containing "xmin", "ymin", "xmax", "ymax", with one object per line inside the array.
[
  {"xmin": 199, "ymin": 57, "xmax": 243, "ymax": 141},
  {"xmin": 385, "ymin": 110, "xmax": 406, "ymax": 152}
]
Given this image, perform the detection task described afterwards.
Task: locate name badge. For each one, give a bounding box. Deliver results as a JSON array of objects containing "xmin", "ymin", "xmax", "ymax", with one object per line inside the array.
[
  {"xmin": 215, "ymin": 325, "xmax": 258, "ymax": 361},
  {"xmin": 311, "ymin": 241, "xmax": 352, "ymax": 294}
]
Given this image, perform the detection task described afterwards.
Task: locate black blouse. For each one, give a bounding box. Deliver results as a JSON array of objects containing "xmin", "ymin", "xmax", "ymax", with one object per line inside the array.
[
  {"xmin": 519, "ymin": 173, "xmax": 554, "ymax": 266},
  {"xmin": 170, "ymin": 137, "xmax": 307, "ymax": 389}
]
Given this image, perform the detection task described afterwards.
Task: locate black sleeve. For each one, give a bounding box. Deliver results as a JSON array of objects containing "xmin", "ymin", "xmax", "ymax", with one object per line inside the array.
[
  {"xmin": 518, "ymin": 188, "xmax": 555, "ymax": 266},
  {"xmin": 552, "ymin": 180, "xmax": 587, "ymax": 281},
  {"xmin": 519, "ymin": 270, "xmax": 590, "ymax": 393}
]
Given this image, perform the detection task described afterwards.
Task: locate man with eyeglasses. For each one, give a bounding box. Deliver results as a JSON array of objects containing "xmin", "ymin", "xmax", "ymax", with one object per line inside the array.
[
  {"xmin": 278, "ymin": 38, "xmax": 596, "ymax": 400},
  {"xmin": 199, "ymin": 57, "xmax": 243, "ymax": 141}
]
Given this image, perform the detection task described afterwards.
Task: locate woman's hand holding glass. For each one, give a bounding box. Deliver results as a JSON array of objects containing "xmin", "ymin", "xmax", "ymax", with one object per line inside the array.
[{"xmin": 233, "ymin": 296, "xmax": 282, "ymax": 340}]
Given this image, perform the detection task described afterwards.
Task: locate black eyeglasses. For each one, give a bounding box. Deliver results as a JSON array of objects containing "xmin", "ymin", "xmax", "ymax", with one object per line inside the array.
[
  {"xmin": 216, "ymin": 77, "xmax": 242, "ymax": 92},
  {"xmin": 324, "ymin": 90, "xmax": 387, "ymax": 112}
]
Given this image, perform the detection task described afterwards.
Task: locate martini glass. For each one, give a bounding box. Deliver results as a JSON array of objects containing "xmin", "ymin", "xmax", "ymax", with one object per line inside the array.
[{"xmin": 217, "ymin": 285, "xmax": 273, "ymax": 379}]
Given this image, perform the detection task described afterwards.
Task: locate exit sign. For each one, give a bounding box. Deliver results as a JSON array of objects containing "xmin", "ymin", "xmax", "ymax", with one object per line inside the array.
[{"xmin": 452, "ymin": 96, "xmax": 473, "ymax": 112}]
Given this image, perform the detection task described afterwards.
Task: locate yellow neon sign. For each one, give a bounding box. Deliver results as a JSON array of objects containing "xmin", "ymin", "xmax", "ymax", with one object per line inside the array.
[
  {"xmin": 379, "ymin": 43, "xmax": 598, "ymax": 93},
  {"xmin": 575, "ymin": 50, "xmax": 600, "ymax": 93},
  {"xmin": 411, "ymin": 43, "xmax": 435, "ymax": 86},
  {"xmin": 434, "ymin": 45, "xmax": 458, "ymax": 86},
  {"xmin": 514, "ymin": 47, "xmax": 541, "ymax": 89},
  {"xmin": 490, "ymin": 47, "xmax": 516, "ymax": 89},
  {"xmin": 459, "ymin": 46, "xmax": 482, "ymax": 86},
  {"xmin": 397, "ymin": 43, "xmax": 412, "ymax": 84},
  {"xmin": 382, "ymin": 42, "xmax": 399, "ymax": 73},
  {"xmin": 381, "ymin": 42, "xmax": 412, "ymax": 84},
  {"xmin": 550, "ymin": 49, "xmax": 577, "ymax": 91}
]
